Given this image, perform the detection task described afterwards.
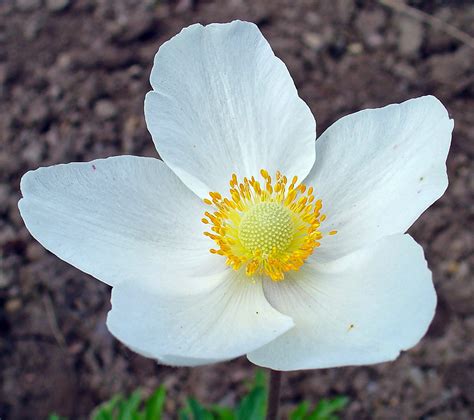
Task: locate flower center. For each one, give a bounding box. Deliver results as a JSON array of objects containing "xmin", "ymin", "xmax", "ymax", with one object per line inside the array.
[
  {"xmin": 239, "ymin": 202, "xmax": 293, "ymax": 255},
  {"xmin": 202, "ymin": 170, "xmax": 336, "ymax": 281}
]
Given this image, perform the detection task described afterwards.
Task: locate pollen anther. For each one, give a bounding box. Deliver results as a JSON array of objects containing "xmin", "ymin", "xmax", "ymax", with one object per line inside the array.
[{"xmin": 202, "ymin": 170, "xmax": 333, "ymax": 281}]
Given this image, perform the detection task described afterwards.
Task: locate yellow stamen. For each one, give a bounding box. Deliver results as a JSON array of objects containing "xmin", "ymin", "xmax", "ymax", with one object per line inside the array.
[{"xmin": 202, "ymin": 170, "xmax": 335, "ymax": 281}]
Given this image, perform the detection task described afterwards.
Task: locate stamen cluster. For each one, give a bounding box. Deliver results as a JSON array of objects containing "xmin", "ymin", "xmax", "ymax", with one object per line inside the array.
[{"xmin": 202, "ymin": 170, "xmax": 336, "ymax": 281}]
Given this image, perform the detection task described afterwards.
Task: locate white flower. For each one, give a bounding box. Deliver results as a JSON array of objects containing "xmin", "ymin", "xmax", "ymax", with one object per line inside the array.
[{"xmin": 19, "ymin": 21, "xmax": 453, "ymax": 371}]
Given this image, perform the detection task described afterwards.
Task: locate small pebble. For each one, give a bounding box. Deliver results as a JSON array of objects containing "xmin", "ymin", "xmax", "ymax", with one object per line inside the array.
[
  {"xmin": 94, "ymin": 99, "xmax": 118, "ymax": 120},
  {"xmin": 46, "ymin": 0, "xmax": 70, "ymax": 12}
]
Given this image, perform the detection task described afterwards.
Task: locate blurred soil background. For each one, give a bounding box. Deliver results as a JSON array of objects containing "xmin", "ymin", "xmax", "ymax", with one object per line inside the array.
[{"xmin": 1, "ymin": 0, "xmax": 473, "ymax": 418}]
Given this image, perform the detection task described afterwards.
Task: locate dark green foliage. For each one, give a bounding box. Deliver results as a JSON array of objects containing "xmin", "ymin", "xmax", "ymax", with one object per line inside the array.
[
  {"xmin": 90, "ymin": 386, "xmax": 166, "ymax": 420},
  {"xmin": 50, "ymin": 371, "xmax": 348, "ymax": 420},
  {"xmin": 179, "ymin": 370, "xmax": 267, "ymax": 420},
  {"xmin": 235, "ymin": 370, "xmax": 267, "ymax": 420},
  {"xmin": 144, "ymin": 387, "xmax": 167, "ymax": 420},
  {"xmin": 289, "ymin": 396, "xmax": 349, "ymax": 420}
]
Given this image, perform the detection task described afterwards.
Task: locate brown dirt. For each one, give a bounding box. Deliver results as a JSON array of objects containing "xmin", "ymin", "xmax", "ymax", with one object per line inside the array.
[{"xmin": 1, "ymin": 0, "xmax": 473, "ymax": 419}]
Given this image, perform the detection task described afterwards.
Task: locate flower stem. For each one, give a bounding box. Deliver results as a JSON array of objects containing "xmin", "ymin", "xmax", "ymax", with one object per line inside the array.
[{"xmin": 266, "ymin": 369, "xmax": 282, "ymax": 420}]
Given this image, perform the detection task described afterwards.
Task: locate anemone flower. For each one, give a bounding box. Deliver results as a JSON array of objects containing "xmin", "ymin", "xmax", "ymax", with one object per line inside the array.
[{"xmin": 19, "ymin": 21, "xmax": 453, "ymax": 371}]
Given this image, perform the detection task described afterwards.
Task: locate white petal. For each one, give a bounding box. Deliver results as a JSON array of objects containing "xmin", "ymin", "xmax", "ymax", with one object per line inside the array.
[
  {"xmin": 306, "ymin": 96, "xmax": 453, "ymax": 261},
  {"xmin": 145, "ymin": 21, "xmax": 316, "ymax": 198},
  {"xmin": 19, "ymin": 156, "xmax": 219, "ymax": 289},
  {"xmin": 107, "ymin": 269, "xmax": 294, "ymax": 366},
  {"xmin": 247, "ymin": 234, "xmax": 436, "ymax": 370}
]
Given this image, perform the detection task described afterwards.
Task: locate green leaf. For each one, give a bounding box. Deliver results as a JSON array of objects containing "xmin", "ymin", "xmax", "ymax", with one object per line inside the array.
[
  {"xmin": 144, "ymin": 386, "xmax": 166, "ymax": 420},
  {"xmin": 186, "ymin": 398, "xmax": 215, "ymax": 420},
  {"xmin": 209, "ymin": 405, "xmax": 236, "ymax": 420},
  {"xmin": 92, "ymin": 409, "xmax": 113, "ymax": 420},
  {"xmin": 236, "ymin": 385, "xmax": 267, "ymax": 420},
  {"xmin": 307, "ymin": 396, "xmax": 349, "ymax": 420},
  {"xmin": 91, "ymin": 394, "xmax": 123, "ymax": 420},
  {"xmin": 289, "ymin": 401, "xmax": 310, "ymax": 420},
  {"xmin": 118, "ymin": 390, "xmax": 143, "ymax": 420},
  {"xmin": 252, "ymin": 370, "xmax": 267, "ymax": 390},
  {"xmin": 178, "ymin": 409, "xmax": 191, "ymax": 420},
  {"xmin": 234, "ymin": 369, "xmax": 269, "ymax": 420}
]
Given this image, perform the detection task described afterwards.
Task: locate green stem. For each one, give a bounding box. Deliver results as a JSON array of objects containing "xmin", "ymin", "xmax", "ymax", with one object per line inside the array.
[{"xmin": 266, "ymin": 369, "xmax": 282, "ymax": 420}]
